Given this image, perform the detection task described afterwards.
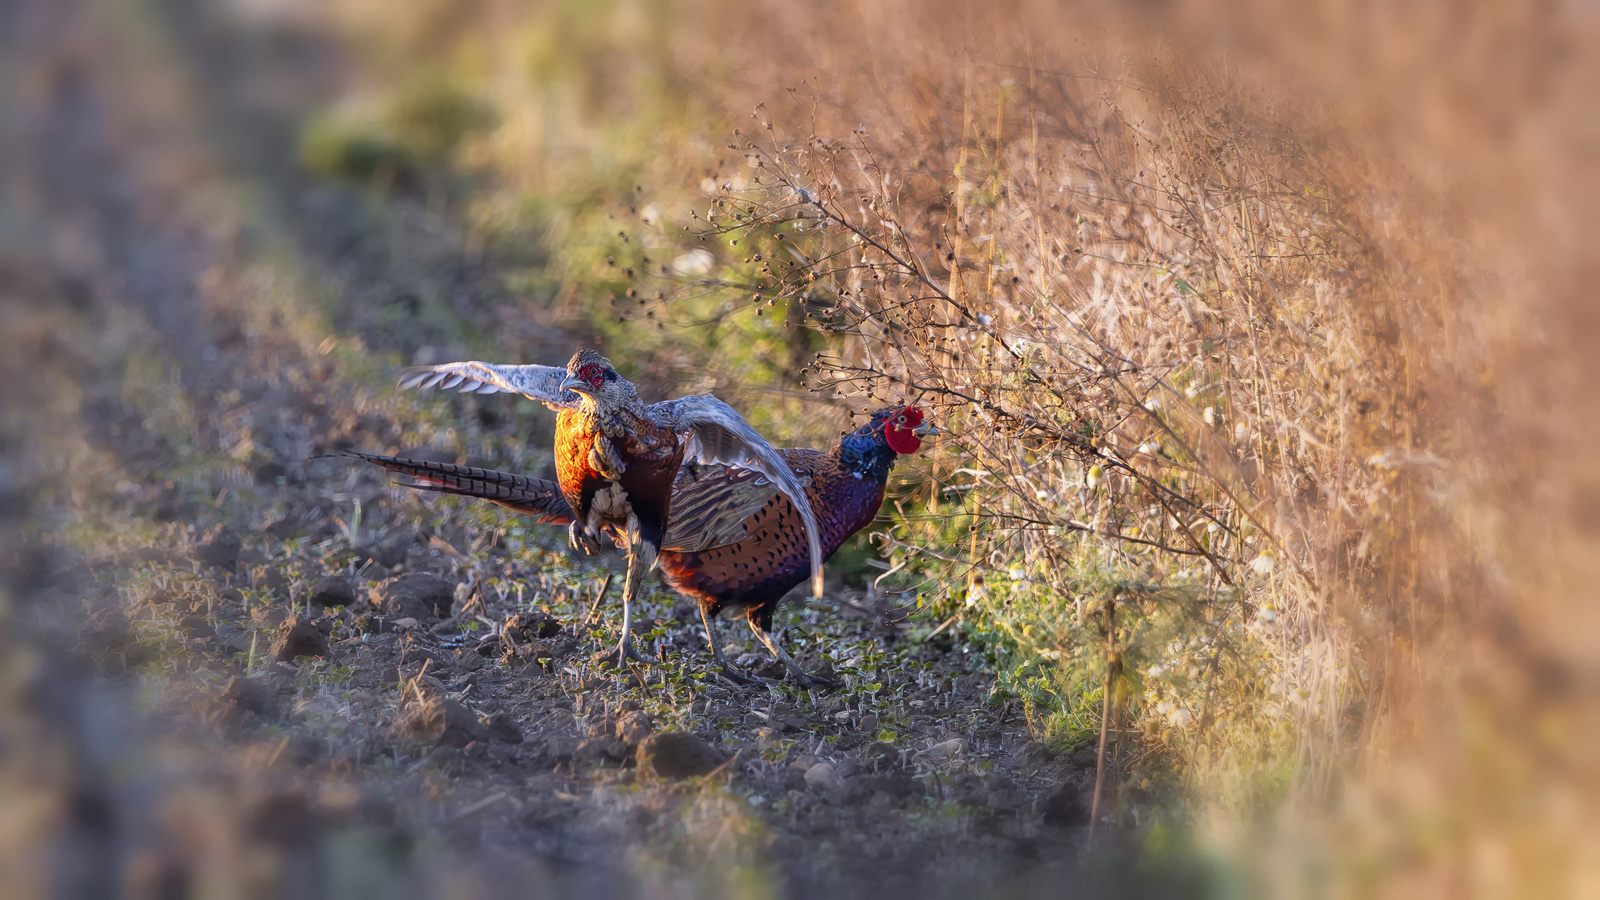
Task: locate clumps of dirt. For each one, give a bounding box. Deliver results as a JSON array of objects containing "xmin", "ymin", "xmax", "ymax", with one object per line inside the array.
[
  {"xmin": 499, "ymin": 610, "xmax": 573, "ymax": 670},
  {"xmin": 637, "ymin": 731, "xmax": 726, "ymax": 779},
  {"xmin": 503, "ymin": 610, "xmax": 563, "ymax": 640},
  {"xmin": 373, "ymin": 573, "xmax": 455, "ymax": 622},
  {"xmin": 271, "ymin": 614, "xmax": 331, "ymax": 662},
  {"xmin": 575, "ymin": 735, "xmax": 628, "ymax": 766},
  {"xmin": 614, "ymin": 710, "xmax": 654, "ymax": 747},
  {"xmin": 308, "ymin": 575, "xmax": 356, "ymax": 610},
  {"xmin": 196, "ymin": 524, "xmax": 243, "ymax": 572},
  {"xmin": 216, "ymin": 674, "xmax": 286, "ymax": 723},
  {"xmin": 398, "ymin": 696, "xmax": 488, "ymax": 748}
]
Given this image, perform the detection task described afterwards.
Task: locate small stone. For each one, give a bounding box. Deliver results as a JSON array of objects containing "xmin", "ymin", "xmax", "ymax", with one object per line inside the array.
[
  {"xmin": 914, "ymin": 738, "xmax": 966, "ymax": 763},
  {"xmin": 857, "ymin": 713, "xmax": 879, "ymax": 734},
  {"xmin": 637, "ymin": 731, "xmax": 725, "ymax": 779},
  {"xmin": 373, "ymin": 573, "xmax": 454, "ymax": 621},
  {"xmin": 399, "ymin": 697, "xmax": 487, "ymax": 748},
  {"xmin": 614, "ymin": 711, "xmax": 655, "ymax": 749},
  {"xmin": 308, "ymin": 576, "xmax": 356, "ymax": 610},
  {"xmin": 455, "ymin": 648, "xmax": 486, "ymax": 672},
  {"xmin": 270, "ymin": 614, "xmax": 330, "ymax": 662},
  {"xmin": 804, "ymin": 762, "xmax": 846, "ymax": 794}
]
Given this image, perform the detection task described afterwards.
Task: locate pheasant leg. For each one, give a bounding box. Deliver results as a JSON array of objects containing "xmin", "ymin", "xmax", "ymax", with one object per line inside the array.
[
  {"xmin": 593, "ymin": 512, "xmax": 659, "ymax": 666},
  {"xmin": 699, "ymin": 605, "xmax": 756, "ymax": 685},
  {"xmin": 747, "ymin": 615, "xmax": 836, "ymax": 691}
]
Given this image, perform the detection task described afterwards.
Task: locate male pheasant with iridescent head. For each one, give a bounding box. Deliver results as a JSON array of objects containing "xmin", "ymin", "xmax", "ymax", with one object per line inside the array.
[{"xmin": 396, "ymin": 349, "xmax": 823, "ymax": 666}]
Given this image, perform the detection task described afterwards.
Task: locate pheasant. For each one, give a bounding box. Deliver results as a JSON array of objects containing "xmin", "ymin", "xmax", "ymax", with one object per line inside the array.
[
  {"xmin": 339, "ymin": 406, "xmax": 934, "ymax": 687},
  {"xmin": 397, "ymin": 349, "xmax": 823, "ymax": 666}
]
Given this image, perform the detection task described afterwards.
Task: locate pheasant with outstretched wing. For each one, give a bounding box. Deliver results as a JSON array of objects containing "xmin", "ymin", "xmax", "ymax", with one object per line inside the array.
[{"xmin": 399, "ymin": 348, "xmax": 825, "ymax": 668}]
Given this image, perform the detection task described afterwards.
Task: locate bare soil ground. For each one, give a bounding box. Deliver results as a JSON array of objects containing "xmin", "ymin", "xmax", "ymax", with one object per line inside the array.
[{"xmin": 0, "ymin": 2, "xmax": 1188, "ymax": 896}]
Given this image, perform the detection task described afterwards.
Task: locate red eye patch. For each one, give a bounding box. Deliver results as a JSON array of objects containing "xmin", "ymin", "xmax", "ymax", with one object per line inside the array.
[
  {"xmin": 884, "ymin": 406, "xmax": 924, "ymax": 454},
  {"xmin": 580, "ymin": 363, "xmax": 605, "ymax": 389}
]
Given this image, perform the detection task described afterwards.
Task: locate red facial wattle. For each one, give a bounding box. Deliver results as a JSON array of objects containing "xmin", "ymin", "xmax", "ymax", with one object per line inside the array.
[
  {"xmin": 884, "ymin": 408, "xmax": 924, "ymax": 454},
  {"xmin": 580, "ymin": 363, "xmax": 605, "ymax": 390}
]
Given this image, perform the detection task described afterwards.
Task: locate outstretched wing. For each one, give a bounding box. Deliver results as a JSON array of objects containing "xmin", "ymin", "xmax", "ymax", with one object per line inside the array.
[
  {"xmin": 653, "ymin": 396, "xmax": 827, "ymax": 597},
  {"xmin": 398, "ymin": 361, "xmax": 577, "ymax": 410},
  {"xmin": 664, "ymin": 460, "xmax": 790, "ymax": 552}
]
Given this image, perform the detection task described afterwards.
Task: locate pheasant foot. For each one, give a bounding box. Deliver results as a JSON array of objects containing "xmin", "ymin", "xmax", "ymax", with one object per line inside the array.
[{"xmin": 567, "ymin": 520, "xmax": 601, "ymax": 555}]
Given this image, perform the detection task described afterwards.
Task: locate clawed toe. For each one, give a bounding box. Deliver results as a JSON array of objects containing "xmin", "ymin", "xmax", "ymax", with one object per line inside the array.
[{"xmin": 567, "ymin": 521, "xmax": 601, "ymax": 555}]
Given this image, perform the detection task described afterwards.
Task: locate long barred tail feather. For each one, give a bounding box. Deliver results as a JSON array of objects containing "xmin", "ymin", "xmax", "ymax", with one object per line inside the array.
[{"xmin": 321, "ymin": 451, "xmax": 576, "ymax": 525}]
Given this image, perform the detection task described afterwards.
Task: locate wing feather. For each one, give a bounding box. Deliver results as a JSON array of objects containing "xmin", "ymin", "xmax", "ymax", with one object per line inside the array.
[
  {"xmin": 398, "ymin": 361, "xmax": 577, "ymax": 410},
  {"xmin": 662, "ymin": 452, "xmax": 822, "ymax": 552},
  {"xmin": 654, "ymin": 396, "xmax": 827, "ymax": 596}
]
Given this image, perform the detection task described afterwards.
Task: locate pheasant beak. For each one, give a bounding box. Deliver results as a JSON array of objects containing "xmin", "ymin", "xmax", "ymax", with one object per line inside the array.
[
  {"xmin": 558, "ymin": 375, "xmax": 591, "ymax": 395},
  {"xmin": 913, "ymin": 422, "xmax": 941, "ymax": 437}
]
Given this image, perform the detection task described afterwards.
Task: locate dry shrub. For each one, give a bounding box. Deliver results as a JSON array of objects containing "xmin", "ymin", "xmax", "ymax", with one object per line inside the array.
[{"xmin": 690, "ymin": 35, "xmax": 1401, "ymax": 808}]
